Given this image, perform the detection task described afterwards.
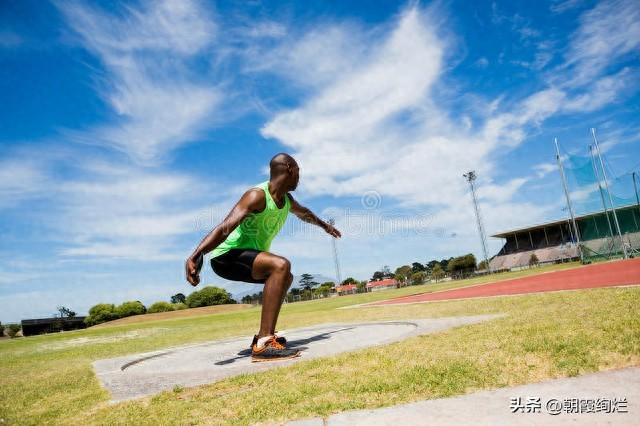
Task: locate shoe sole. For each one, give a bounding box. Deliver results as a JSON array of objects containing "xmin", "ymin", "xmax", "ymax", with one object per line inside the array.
[{"xmin": 251, "ymin": 350, "xmax": 301, "ymax": 363}]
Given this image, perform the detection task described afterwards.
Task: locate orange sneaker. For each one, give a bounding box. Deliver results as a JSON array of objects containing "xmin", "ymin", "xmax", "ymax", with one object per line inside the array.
[{"xmin": 251, "ymin": 336, "xmax": 300, "ymax": 362}]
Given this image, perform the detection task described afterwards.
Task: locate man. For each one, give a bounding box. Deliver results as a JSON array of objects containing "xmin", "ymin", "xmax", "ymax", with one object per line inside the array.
[{"xmin": 185, "ymin": 153, "xmax": 341, "ymax": 362}]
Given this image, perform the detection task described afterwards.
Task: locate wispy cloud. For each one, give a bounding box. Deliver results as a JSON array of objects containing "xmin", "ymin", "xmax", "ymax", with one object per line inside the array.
[
  {"xmin": 550, "ymin": 0, "xmax": 585, "ymax": 14},
  {"xmin": 57, "ymin": 0, "xmax": 223, "ymax": 164},
  {"xmin": 51, "ymin": 163, "xmax": 215, "ymax": 261},
  {"xmin": 259, "ymin": 4, "xmax": 555, "ymax": 242},
  {"xmin": 561, "ymin": 0, "xmax": 640, "ymax": 88},
  {"xmin": 0, "ymin": 159, "xmax": 47, "ymax": 208}
]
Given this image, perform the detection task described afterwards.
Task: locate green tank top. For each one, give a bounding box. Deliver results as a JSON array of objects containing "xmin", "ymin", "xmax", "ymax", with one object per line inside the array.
[{"xmin": 210, "ymin": 181, "xmax": 291, "ymax": 258}]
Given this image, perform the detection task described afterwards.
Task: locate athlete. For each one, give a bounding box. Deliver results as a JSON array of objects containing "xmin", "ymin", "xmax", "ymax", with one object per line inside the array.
[{"xmin": 185, "ymin": 153, "xmax": 341, "ymax": 361}]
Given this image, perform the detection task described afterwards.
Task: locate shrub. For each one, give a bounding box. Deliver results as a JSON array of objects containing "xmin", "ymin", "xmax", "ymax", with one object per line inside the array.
[
  {"xmin": 410, "ymin": 271, "xmax": 427, "ymax": 285},
  {"xmin": 147, "ymin": 301, "xmax": 175, "ymax": 314},
  {"xmin": 115, "ymin": 301, "xmax": 146, "ymax": 318},
  {"xmin": 172, "ymin": 303, "xmax": 188, "ymax": 310},
  {"xmin": 186, "ymin": 286, "xmax": 234, "ymax": 308},
  {"xmin": 85, "ymin": 303, "xmax": 118, "ymax": 326},
  {"xmin": 7, "ymin": 324, "xmax": 21, "ymax": 338},
  {"xmin": 529, "ymin": 253, "xmax": 539, "ymax": 267}
]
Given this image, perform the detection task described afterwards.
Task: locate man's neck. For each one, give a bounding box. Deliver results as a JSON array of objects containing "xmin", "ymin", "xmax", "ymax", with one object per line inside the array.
[{"xmin": 268, "ymin": 179, "xmax": 287, "ymax": 201}]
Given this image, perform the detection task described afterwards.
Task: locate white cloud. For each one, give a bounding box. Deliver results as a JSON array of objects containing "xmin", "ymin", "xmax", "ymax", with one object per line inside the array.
[
  {"xmin": 533, "ymin": 162, "xmax": 557, "ymax": 178},
  {"xmin": 50, "ymin": 164, "xmax": 216, "ymax": 261},
  {"xmin": 477, "ymin": 178, "xmax": 529, "ymax": 203},
  {"xmin": 259, "ymin": 5, "xmax": 553, "ymax": 252},
  {"xmin": 57, "ymin": 0, "xmax": 222, "ymax": 164}
]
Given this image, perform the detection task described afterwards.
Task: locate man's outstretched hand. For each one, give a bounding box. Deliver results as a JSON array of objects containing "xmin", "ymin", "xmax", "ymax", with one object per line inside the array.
[
  {"xmin": 324, "ymin": 222, "xmax": 342, "ymax": 238},
  {"xmin": 185, "ymin": 254, "xmax": 203, "ymax": 287}
]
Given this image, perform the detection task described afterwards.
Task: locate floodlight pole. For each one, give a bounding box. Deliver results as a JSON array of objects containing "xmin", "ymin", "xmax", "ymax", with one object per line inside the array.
[
  {"xmin": 463, "ymin": 171, "xmax": 491, "ymax": 273},
  {"xmin": 328, "ymin": 218, "xmax": 342, "ymax": 285},
  {"xmin": 591, "ymin": 128, "xmax": 628, "ymax": 259},
  {"xmin": 554, "ymin": 138, "xmax": 583, "ymax": 263},
  {"xmin": 589, "ymin": 144, "xmax": 615, "ymax": 239},
  {"xmin": 633, "ymin": 172, "xmax": 640, "ymax": 208}
]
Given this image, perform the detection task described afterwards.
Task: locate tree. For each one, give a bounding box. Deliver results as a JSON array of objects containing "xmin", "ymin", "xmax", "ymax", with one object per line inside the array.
[
  {"xmin": 171, "ymin": 293, "xmax": 186, "ymax": 304},
  {"xmin": 529, "ymin": 253, "xmax": 539, "ymax": 267},
  {"xmin": 447, "ymin": 254, "xmax": 477, "ymax": 278},
  {"xmin": 341, "ymin": 277, "xmax": 358, "ymax": 285},
  {"xmin": 115, "ymin": 301, "xmax": 147, "ymax": 318},
  {"xmin": 394, "ymin": 265, "xmax": 412, "ymax": 284},
  {"xmin": 381, "ymin": 265, "xmax": 392, "ymax": 277},
  {"xmin": 148, "ymin": 301, "xmax": 175, "ymax": 313},
  {"xmin": 316, "ymin": 282, "xmax": 335, "ymax": 297},
  {"xmin": 432, "ymin": 264, "xmax": 445, "ymax": 282},
  {"xmin": 356, "ymin": 281, "xmax": 367, "ymax": 292},
  {"xmin": 0, "ymin": 321, "xmax": 4, "ymax": 336},
  {"xmin": 243, "ymin": 292, "xmax": 263, "ymax": 304},
  {"xmin": 85, "ymin": 303, "xmax": 118, "ymax": 326},
  {"xmin": 57, "ymin": 306, "xmax": 76, "ymax": 318},
  {"xmin": 186, "ymin": 286, "xmax": 235, "ymax": 308},
  {"xmin": 425, "ymin": 260, "xmax": 440, "ymax": 273},
  {"xmin": 371, "ymin": 271, "xmax": 385, "ymax": 281},
  {"xmin": 410, "ymin": 271, "xmax": 427, "ymax": 285},
  {"xmin": 440, "ymin": 258, "xmax": 452, "ymax": 271},
  {"xmin": 478, "ymin": 260, "xmax": 489, "ymax": 270},
  {"xmin": 299, "ymin": 273, "xmax": 319, "ymax": 291},
  {"xmin": 411, "ymin": 262, "xmax": 425, "ymax": 273}
]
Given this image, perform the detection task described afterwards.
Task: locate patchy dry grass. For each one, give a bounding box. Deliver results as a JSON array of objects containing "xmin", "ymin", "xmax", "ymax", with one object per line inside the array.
[{"xmin": 1, "ymin": 262, "xmax": 638, "ymax": 425}]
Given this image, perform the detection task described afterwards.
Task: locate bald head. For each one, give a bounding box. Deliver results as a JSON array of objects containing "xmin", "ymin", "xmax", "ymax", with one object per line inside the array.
[
  {"xmin": 269, "ymin": 153, "xmax": 299, "ymax": 191},
  {"xmin": 269, "ymin": 153, "xmax": 297, "ymax": 178}
]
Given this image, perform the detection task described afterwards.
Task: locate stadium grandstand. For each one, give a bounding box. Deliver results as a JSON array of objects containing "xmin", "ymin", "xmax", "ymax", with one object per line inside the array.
[{"xmin": 489, "ymin": 204, "xmax": 640, "ymax": 271}]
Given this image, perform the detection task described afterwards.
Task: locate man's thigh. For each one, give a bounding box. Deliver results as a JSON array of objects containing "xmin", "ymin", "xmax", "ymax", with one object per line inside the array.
[{"xmin": 211, "ymin": 249, "xmax": 265, "ymax": 284}]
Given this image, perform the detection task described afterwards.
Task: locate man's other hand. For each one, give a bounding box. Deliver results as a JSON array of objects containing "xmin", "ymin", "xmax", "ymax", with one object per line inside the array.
[
  {"xmin": 185, "ymin": 254, "xmax": 203, "ymax": 287},
  {"xmin": 324, "ymin": 223, "xmax": 342, "ymax": 238}
]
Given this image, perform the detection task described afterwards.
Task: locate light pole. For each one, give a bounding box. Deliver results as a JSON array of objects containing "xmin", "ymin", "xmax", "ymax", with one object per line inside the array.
[
  {"xmin": 463, "ymin": 171, "xmax": 491, "ymax": 272},
  {"xmin": 328, "ymin": 218, "xmax": 342, "ymax": 285}
]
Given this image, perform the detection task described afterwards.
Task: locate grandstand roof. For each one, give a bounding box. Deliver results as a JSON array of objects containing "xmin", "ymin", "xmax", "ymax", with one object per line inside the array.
[{"xmin": 491, "ymin": 204, "xmax": 639, "ymax": 238}]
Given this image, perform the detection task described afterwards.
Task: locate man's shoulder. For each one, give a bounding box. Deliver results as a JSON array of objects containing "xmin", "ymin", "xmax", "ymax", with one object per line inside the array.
[{"xmin": 242, "ymin": 187, "xmax": 266, "ymax": 212}]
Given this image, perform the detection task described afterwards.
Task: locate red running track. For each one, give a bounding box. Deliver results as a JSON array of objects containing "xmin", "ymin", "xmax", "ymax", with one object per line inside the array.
[{"xmin": 373, "ymin": 258, "xmax": 640, "ymax": 306}]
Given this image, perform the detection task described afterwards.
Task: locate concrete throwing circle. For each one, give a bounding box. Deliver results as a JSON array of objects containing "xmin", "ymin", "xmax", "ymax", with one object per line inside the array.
[{"xmin": 92, "ymin": 315, "xmax": 502, "ymax": 402}]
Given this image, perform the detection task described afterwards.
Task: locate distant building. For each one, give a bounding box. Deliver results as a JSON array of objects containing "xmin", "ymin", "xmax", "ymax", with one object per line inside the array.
[
  {"xmin": 21, "ymin": 317, "xmax": 87, "ymax": 337},
  {"xmin": 366, "ymin": 278, "xmax": 398, "ymax": 292},
  {"xmin": 335, "ymin": 284, "xmax": 357, "ymax": 295}
]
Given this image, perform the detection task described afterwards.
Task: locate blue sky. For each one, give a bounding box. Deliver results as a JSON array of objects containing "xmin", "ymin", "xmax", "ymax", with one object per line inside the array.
[{"xmin": 1, "ymin": 0, "xmax": 638, "ymax": 322}]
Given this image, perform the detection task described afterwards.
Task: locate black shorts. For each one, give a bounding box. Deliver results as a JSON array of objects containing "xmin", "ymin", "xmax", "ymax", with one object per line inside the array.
[{"xmin": 211, "ymin": 249, "xmax": 265, "ymax": 284}]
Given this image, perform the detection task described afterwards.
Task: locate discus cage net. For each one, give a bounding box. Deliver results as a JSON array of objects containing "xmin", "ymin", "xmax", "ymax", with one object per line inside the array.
[{"xmin": 556, "ymin": 130, "xmax": 640, "ymax": 263}]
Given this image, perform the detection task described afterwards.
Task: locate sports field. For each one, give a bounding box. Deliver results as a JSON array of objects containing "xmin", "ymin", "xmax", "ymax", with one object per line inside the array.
[{"xmin": 1, "ymin": 261, "xmax": 639, "ymax": 425}]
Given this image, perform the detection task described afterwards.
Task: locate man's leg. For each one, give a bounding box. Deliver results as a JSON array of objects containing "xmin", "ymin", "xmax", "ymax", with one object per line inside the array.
[{"xmin": 251, "ymin": 252, "xmax": 294, "ymax": 338}]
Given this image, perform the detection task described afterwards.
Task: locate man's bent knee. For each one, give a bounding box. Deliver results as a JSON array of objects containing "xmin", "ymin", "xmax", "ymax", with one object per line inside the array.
[{"xmin": 273, "ymin": 257, "xmax": 291, "ymax": 274}]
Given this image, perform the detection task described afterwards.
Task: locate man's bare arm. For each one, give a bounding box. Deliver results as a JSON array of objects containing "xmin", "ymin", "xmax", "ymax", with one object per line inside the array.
[
  {"xmin": 185, "ymin": 189, "xmax": 265, "ymax": 286},
  {"xmin": 289, "ymin": 194, "xmax": 341, "ymax": 238}
]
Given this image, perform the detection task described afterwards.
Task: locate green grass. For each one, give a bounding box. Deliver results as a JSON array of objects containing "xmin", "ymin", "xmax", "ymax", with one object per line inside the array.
[{"xmin": 1, "ymin": 261, "xmax": 638, "ymax": 425}]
